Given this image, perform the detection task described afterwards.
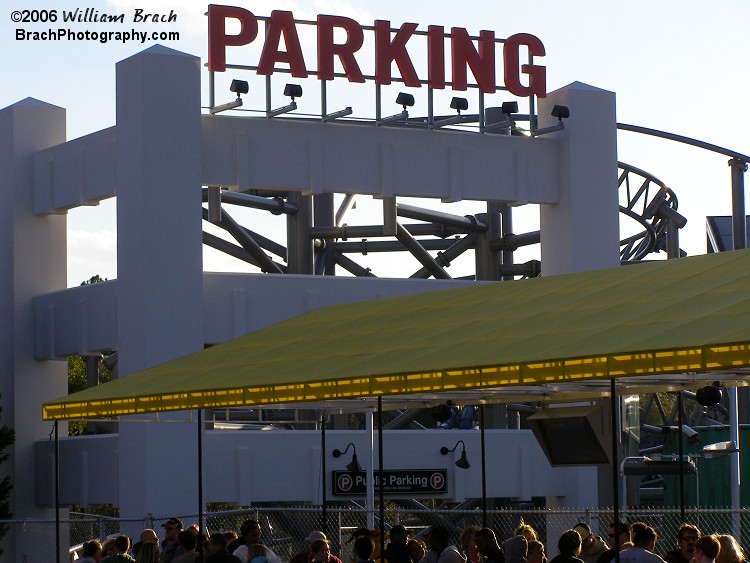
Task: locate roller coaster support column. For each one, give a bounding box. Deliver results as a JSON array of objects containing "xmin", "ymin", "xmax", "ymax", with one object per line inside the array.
[
  {"xmin": 729, "ymin": 157, "xmax": 747, "ymax": 539},
  {"xmin": 730, "ymin": 158, "xmax": 748, "ymax": 251}
]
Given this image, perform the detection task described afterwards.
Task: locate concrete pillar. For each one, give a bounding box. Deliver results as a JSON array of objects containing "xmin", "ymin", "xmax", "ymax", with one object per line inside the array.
[
  {"xmin": 539, "ymin": 83, "xmax": 620, "ymax": 275},
  {"xmin": 115, "ymin": 46, "xmax": 204, "ymax": 518},
  {"xmin": 0, "ymin": 98, "xmax": 68, "ymax": 560}
]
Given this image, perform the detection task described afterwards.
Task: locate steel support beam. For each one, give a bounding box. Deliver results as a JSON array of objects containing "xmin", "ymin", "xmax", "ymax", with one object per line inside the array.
[
  {"xmin": 219, "ymin": 209, "xmax": 284, "ymax": 274},
  {"xmin": 286, "ymin": 192, "xmax": 314, "ymax": 274},
  {"xmin": 411, "ymin": 234, "xmax": 476, "ymax": 279},
  {"xmin": 396, "ymin": 203, "xmax": 487, "ymax": 233},
  {"xmin": 395, "ymin": 223, "xmax": 452, "ymax": 279}
]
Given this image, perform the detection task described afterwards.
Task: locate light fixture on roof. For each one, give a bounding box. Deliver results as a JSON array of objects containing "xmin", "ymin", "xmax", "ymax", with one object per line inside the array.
[
  {"xmin": 431, "ymin": 97, "xmax": 473, "ymax": 129},
  {"xmin": 377, "ymin": 92, "xmax": 414, "ymax": 126},
  {"xmin": 267, "ymin": 84, "xmax": 302, "ymax": 118},
  {"xmin": 533, "ymin": 104, "xmax": 570, "ymax": 136},
  {"xmin": 333, "ymin": 442, "xmax": 363, "ymax": 472},
  {"xmin": 210, "ymin": 79, "xmax": 249, "ymax": 115},
  {"xmin": 482, "ymin": 101, "xmax": 519, "ymax": 133},
  {"xmin": 440, "ymin": 440, "xmax": 470, "ymax": 469}
]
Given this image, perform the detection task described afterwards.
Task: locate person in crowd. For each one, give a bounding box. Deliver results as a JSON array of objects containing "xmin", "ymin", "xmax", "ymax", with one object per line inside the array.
[
  {"xmin": 420, "ymin": 525, "xmax": 466, "ymax": 563},
  {"xmin": 79, "ymin": 540, "xmax": 104, "ymax": 563},
  {"xmin": 460, "ymin": 526, "xmax": 481, "ymax": 563},
  {"xmin": 385, "ymin": 525, "xmax": 412, "ymax": 563},
  {"xmin": 573, "ymin": 524, "xmax": 608, "ymax": 563},
  {"xmin": 292, "ymin": 532, "xmax": 343, "ymax": 563},
  {"xmin": 204, "ymin": 534, "xmax": 242, "ymax": 563},
  {"xmin": 348, "ymin": 528, "xmax": 386, "ymax": 562},
  {"xmin": 137, "ymin": 543, "xmax": 160, "ymax": 563},
  {"xmin": 172, "ymin": 530, "xmax": 199, "ymax": 563},
  {"xmin": 693, "ymin": 537, "xmax": 721, "ymax": 563},
  {"xmin": 230, "ymin": 519, "xmax": 282, "ymax": 563},
  {"xmin": 102, "ymin": 535, "xmax": 136, "ymax": 562},
  {"xmin": 310, "ymin": 539, "xmax": 332, "ymax": 563},
  {"xmin": 408, "ymin": 539, "xmax": 427, "ymax": 563},
  {"xmin": 475, "ymin": 528, "xmax": 504, "ymax": 563},
  {"xmin": 354, "ymin": 537, "xmax": 377, "ymax": 563},
  {"xmin": 597, "ymin": 522, "xmax": 631, "ymax": 563},
  {"xmin": 527, "ymin": 541, "xmax": 546, "ymax": 563},
  {"xmin": 548, "ymin": 530, "xmax": 584, "ymax": 563},
  {"xmin": 133, "ymin": 529, "xmax": 160, "ymax": 559},
  {"xmin": 161, "ymin": 518, "xmax": 185, "ymax": 563},
  {"xmin": 716, "ymin": 535, "xmax": 745, "ymax": 563},
  {"xmin": 103, "ymin": 539, "xmax": 119, "ymax": 559},
  {"xmin": 515, "ymin": 521, "xmax": 539, "ymax": 543},
  {"xmin": 224, "ymin": 532, "xmax": 239, "ymax": 545},
  {"xmin": 504, "ymin": 535, "xmax": 528, "ymax": 563},
  {"xmin": 247, "ymin": 544, "xmax": 270, "ymax": 563},
  {"xmin": 618, "ymin": 522, "xmax": 664, "ymax": 563},
  {"xmin": 664, "ymin": 526, "xmax": 701, "ymax": 563}
]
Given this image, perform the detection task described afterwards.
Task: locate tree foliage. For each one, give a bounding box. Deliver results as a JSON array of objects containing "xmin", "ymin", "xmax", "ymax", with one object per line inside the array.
[
  {"xmin": 0, "ymin": 397, "xmax": 15, "ymax": 556},
  {"xmin": 68, "ymin": 275, "xmax": 111, "ymax": 435}
]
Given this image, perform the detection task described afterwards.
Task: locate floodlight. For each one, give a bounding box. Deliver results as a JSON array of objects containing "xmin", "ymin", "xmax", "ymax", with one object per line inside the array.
[
  {"xmin": 551, "ymin": 105, "xmax": 570, "ymax": 119},
  {"xmin": 396, "ymin": 92, "xmax": 415, "ymax": 109},
  {"xmin": 501, "ymin": 101, "xmax": 519, "ymax": 115},
  {"xmin": 230, "ymin": 79, "xmax": 249, "ymax": 95},
  {"xmin": 377, "ymin": 93, "xmax": 411, "ymax": 126},
  {"xmin": 431, "ymin": 98, "xmax": 474, "ymax": 129},
  {"xmin": 283, "ymin": 83, "xmax": 303, "ymax": 100},
  {"xmin": 482, "ymin": 102, "xmax": 518, "ymax": 133},
  {"xmin": 268, "ymin": 84, "xmax": 301, "ymax": 118},
  {"xmin": 450, "ymin": 97, "xmax": 469, "ymax": 113},
  {"xmin": 210, "ymin": 78, "xmax": 248, "ymax": 115},
  {"xmin": 533, "ymin": 104, "xmax": 571, "ymax": 136}
]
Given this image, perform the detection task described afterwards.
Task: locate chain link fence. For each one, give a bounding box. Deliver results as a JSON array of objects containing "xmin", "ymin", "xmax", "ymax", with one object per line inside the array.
[{"xmin": 3, "ymin": 506, "xmax": 749, "ymax": 562}]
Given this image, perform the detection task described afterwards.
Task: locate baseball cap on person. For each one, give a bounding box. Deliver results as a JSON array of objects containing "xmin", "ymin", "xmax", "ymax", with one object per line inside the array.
[
  {"xmin": 162, "ymin": 518, "xmax": 184, "ymax": 529},
  {"xmin": 573, "ymin": 524, "xmax": 591, "ymax": 538},
  {"xmin": 307, "ymin": 531, "xmax": 328, "ymax": 543}
]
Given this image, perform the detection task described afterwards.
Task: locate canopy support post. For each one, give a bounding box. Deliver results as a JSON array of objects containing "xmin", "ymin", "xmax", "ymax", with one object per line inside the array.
[
  {"xmin": 480, "ymin": 404, "xmax": 487, "ymax": 527},
  {"xmin": 198, "ymin": 409, "xmax": 204, "ymax": 557},
  {"xmin": 610, "ymin": 379, "xmax": 620, "ymax": 563},
  {"xmin": 378, "ymin": 397, "xmax": 385, "ymax": 563},
  {"xmin": 677, "ymin": 391, "xmax": 685, "ymax": 523},
  {"xmin": 366, "ymin": 412, "xmax": 375, "ymax": 529},
  {"xmin": 55, "ymin": 420, "xmax": 61, "ymax": 563},
  {"xmin": 321, "ymin": 414, "xmax": 328, "ymax": 535}
]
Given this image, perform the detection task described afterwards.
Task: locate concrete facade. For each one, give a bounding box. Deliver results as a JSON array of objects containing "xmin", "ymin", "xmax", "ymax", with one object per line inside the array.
[{"xmin": 0, "ymin": 45, "xmax": 619, "ymax": 560}]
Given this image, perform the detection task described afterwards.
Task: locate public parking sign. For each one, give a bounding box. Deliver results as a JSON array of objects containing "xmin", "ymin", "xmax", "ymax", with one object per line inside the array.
[{"xmin": 332, "ymin": 469, "xmax": 447, "ymax": 496}]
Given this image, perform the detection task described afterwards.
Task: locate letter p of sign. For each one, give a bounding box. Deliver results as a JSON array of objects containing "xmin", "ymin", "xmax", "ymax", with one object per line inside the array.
[{"xmin": 208, "ymin": 4, "xmax": 259, "ymax": 72}]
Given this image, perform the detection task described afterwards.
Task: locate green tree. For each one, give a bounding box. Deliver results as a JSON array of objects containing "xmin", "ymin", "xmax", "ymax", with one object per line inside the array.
[
  {"xmin": 68, "ymin": 275, "xmax": 112, "ymax": 435},
  {"xmin": 0, "ymin": 396, "xmax": 15, "ymax": 556}
]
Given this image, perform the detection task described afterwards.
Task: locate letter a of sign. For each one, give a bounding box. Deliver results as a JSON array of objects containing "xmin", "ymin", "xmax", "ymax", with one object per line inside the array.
[
  {"xmin": 257, "ymin": 10, "xmax": 308, "ymax": 78},
  {"xmin": 208, "ymin": 4, "xmax": 259, "ymax": 72}
]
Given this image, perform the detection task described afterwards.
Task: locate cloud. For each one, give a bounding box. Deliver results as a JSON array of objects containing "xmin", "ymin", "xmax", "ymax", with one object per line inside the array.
[{"xmin": 67, "ymin": 228, "xmax": 117, "ymax": 286}]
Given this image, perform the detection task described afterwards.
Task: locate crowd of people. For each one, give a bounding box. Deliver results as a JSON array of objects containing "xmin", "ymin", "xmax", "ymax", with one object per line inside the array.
[{"xmin": 72, "ymin": 517, "xmax": 748, "ymax": 563}]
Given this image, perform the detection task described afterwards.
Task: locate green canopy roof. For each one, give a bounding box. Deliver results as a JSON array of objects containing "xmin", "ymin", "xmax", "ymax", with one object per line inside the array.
[{"xmin": 43, "ymin": 249, "xmax": 750, "ymax": 420}]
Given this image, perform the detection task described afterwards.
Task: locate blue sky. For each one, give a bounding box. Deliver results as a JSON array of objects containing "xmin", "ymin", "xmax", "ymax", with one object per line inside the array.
[{"xmin": 2, "ymin": 0, "xmax": 749, "ymax": 284}]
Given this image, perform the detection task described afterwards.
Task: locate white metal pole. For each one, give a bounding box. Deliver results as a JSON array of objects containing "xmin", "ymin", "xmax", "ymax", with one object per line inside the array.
[
  {"xmin": 728, "ymin": 388, "xmax": 741, "ymax": 538},
  {"xmin": 366, "ymin": 411, "xmax": 375, "ymax": 529}
]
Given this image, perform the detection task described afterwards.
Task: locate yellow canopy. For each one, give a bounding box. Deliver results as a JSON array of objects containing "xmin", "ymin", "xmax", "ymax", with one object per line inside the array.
[{"xmin": 43, "ymin": 249, "xmax": 750, "ymax": 420}]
